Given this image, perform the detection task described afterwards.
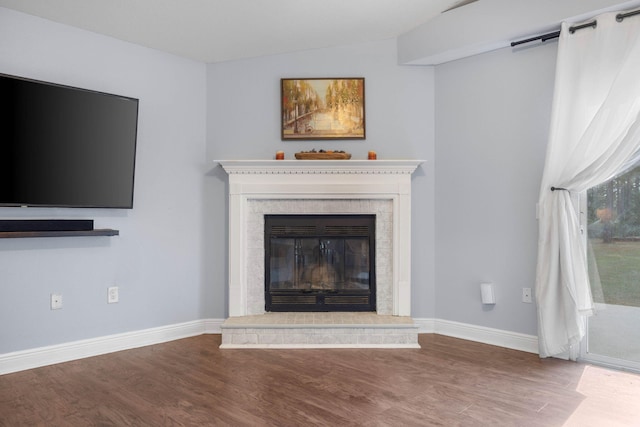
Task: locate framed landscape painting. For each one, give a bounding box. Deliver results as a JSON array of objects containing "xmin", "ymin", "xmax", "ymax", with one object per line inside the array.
[{"xmin": 281, "ymin": 78, "xmax": 365, "ymax": 140}]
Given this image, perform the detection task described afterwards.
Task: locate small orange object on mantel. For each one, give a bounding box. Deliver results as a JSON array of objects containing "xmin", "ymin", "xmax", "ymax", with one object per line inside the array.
[
  {"xmin": 275, "ymin": 151, "xmax": 284, "ymax": 160},
  {"xmin": 368, "ymin": 151, "xmax": 377, "ymax": 160}
]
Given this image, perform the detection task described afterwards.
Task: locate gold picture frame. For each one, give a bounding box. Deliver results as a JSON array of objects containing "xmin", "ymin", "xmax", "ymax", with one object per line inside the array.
[{"xmin": 281, "ymin": 78, "xmax": 365, "ymax": 140}]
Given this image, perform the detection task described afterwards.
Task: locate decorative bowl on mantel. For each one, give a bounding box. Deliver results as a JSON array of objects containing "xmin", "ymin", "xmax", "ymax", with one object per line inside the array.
[{"xmin": 294, "ymin": 150, "xmax": 351, "ymax": 160}]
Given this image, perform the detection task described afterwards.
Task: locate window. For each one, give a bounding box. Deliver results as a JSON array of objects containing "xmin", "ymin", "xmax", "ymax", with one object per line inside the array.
[{"xmin": 583, "ymin": 165, "xmax": 640, "ymax": 371}]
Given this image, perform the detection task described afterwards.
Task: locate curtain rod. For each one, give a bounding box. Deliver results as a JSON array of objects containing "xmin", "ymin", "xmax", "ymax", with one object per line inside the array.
[
  {"xmin": 617, "ymin": 8, "xmax": 640, "ymax": 21},
  {"xmin": 510, "ymin": 8, "xmax": 640, "ymax": 47},
  {"xmin": 510, "ymin": 22, "xmax": 594, "ymax": 47},
  {"xmin": 510, "ymin": 30, "xmax": 560, "ymax": 47}
]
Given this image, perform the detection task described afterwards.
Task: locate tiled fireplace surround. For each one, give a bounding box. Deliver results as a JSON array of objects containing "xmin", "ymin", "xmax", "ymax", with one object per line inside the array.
[{"xmin": 217, "ymin": 159, "xmax": 423, "ymax": 348}]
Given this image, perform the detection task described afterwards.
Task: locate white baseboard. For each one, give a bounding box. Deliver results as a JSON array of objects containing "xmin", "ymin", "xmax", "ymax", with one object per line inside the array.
[
  {"xmin": 1, "ymin": 317, "xmax": 536, "ymax": 375},
  {"xmin": 0, "ymin": 318, "xmax": 225, "ymax": 375},
  {"xmin": 414, "ymin": 318, "xmax": 539, "ymax": 354},
  {"xmin": 414, "ymin": 318, "xmax": 436, "ymax": 333},
  {"xmin": 203, "ymin": 318, "xmax": 224, "ymax": 334}
]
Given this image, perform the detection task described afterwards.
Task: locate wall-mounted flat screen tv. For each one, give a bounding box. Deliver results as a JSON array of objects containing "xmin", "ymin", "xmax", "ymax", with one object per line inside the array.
[{"xmin": 0, "ymin": 73, "xmax": 139, "ymax": 209}]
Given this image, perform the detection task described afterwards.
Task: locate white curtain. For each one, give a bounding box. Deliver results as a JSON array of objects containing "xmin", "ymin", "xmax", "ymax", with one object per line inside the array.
[{"xmin": 536, "ymin": 11, "xmax": 640, "ymax": 359}]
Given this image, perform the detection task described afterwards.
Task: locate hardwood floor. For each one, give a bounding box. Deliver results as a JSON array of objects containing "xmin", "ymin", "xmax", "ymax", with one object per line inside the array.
[{"xmin": 1, "ymin": 334, "xmax": 640, "ymax": 426}]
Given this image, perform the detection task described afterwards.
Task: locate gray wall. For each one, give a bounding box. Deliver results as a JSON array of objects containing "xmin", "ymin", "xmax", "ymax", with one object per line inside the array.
[
  {"xmin": 206, "ymin": 39, "xmax": 437, "ymax": 319},
  {"xmin": 0, "ymin": 8, "xmax": 208, "ymax": 353},
  {"xmin": 434, "ymin": 43, "xmax": 557, "ymax": 335},
  {"xmin": 1, "ymin": 3, "xmax": 563, "ymax": 355}
]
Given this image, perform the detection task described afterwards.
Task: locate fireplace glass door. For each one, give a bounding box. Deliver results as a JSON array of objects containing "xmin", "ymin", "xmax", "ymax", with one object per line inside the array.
[{"xmin": 265, "ymin": 215, "xmax": 375, "ymax": 312}]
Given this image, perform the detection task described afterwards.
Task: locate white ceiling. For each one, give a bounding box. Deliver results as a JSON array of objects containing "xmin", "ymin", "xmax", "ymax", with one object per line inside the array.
[{"xmin": 0, "ymin": 0, "xmax": 463, "ymax": 63}]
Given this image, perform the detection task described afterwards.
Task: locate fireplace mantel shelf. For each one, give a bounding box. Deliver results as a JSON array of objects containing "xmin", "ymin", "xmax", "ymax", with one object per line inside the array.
[{"xmin": 214, "ymin": 159, "xmax": 424, "ymax": 175}]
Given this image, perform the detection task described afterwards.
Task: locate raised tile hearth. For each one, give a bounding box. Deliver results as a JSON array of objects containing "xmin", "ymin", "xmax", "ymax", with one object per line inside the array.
[
  {"xmin": 220, "ymin": 312, "xmax": 420, "ymax": 348},
  {"xmin": 215, "ymin": 159, "xmax": 423, "ymax": 348}
]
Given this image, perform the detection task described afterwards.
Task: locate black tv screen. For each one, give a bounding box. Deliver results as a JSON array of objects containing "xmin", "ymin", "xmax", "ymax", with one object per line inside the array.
[{"xmin": 0, "ymin": 73, "xmax": 139, "ymax": 208}]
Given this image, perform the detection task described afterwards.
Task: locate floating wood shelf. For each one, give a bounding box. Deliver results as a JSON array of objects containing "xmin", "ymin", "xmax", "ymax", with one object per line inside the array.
[{"xmin": 0, "ymin": 229, "xmax": 119, "ymax": 239}]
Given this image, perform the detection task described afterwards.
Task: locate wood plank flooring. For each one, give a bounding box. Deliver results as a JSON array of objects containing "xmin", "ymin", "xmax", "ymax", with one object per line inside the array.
[{"xmin": 1, "ymin": 334, "xmax": 640, "ymax": 426}]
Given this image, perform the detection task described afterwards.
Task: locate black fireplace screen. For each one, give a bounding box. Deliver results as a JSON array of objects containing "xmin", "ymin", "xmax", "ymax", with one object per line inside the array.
[{"xmin": 265, "ymin": 214, "xmax": 376, "ymax": 312}]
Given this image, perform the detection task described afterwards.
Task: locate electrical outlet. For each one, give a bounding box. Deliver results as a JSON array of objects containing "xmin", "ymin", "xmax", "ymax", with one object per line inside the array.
[
  {"xmin": 50, "ymin": 293, "xmax": 63, "ymax": 310},
  {"xmin": 522, "ymin": 287, "xmax": 532, "ymax": 303},
  {"xmin": 108, "ymin": 286, "xmax": 119, "ymax": 304}
]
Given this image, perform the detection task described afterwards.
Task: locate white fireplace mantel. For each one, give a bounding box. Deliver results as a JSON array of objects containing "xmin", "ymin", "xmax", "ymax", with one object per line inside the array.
[
  {"xmin": 215, "ymin": 159, "xmax": 424, "ymax": 318},
  {"xmin": 217, "ymin": 159, "xmax": 423, "ymax": 175}
]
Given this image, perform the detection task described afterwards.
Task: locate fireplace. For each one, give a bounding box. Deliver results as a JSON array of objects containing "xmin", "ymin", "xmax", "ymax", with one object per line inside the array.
[
  {"xmin": 265, "ymin": 214, "xmax": 376, "ymax": 312},
  {"xmin": 216, "ymin": 159, "xmax": 423, "ymax": 318},
  {"xmin": 216, "ymin": 160, "xmax": 423, "ymax": 348}
]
